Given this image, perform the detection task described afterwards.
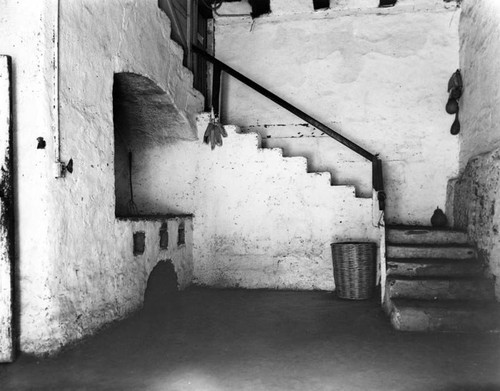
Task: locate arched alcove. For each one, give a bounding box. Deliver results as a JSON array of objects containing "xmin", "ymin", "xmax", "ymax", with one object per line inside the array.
[
  {"xmin": 143, "ymin": 260, "xmax": 179, "ymax": 312},
  {"xmin": 113, "ymin": 72, "xmax": 196, "ymax": 216}
]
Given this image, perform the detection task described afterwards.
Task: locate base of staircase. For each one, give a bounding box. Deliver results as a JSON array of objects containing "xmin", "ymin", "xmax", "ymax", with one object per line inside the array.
[
  {"xmin": 389, "ymin": 298, "xmax": 500, "ymax": 333},
  {"xmin": 384, "ymin": 225, "xmax": 499, "ymax": 333}
]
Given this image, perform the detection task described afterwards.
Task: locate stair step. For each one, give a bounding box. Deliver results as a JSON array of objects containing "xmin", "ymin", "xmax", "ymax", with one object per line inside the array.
[
  {"xmin": 387, "ymin": 244, "xmax": 476, "ymax": 259},
  {"xmin": 282, "ymin": 156, "xmax": 308, "ymax": 173},
  {"xmin": 307, "ymin": 171, "xmax": 332, "ymax": 186},
  {"xmin": 386, "ymin": 276, "xmax": 495, "ymax": 301},
  {"xmin": 387, "ymin": 258, "xmax": 484, "ymax": 277},
  {"xmin": 257, "ymin": 148, "xmax": 283, "ymax": 158},
  {"xmin": 389, "ymin": 299, "xmax": 500, "ymax": 332},
  {"xmin": 387, "ymin": 226, "xmax": 468, "ymax": 245}
]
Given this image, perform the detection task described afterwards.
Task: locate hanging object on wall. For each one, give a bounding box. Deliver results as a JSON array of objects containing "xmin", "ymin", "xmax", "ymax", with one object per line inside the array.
[
  {"xmin": 36, "ymin": 137, "xmax": 46, "ymax": 149},
  {"xmin": 446, "ymin": 69, "xmax": 463, "ymax": 134},
  {"xmin": 203, "ymin": 107, "xmax": 227, "ymax": 150},
  {"xmin": 65, "ymin": 158, "xmax": 73, "ymax": 174},
  {"xmin": 445, "ymin": 97, "xmax": 459, "ymax": 115},
  {"xmin": 430, "ymin": 206, "xmax": 448, "ymax": 227},
  {"xmin": 450, "ymin": 112, "xmax": 460, "ymax": 135}
]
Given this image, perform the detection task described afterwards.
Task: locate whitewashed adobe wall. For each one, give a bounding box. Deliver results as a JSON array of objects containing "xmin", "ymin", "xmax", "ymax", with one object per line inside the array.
[
  {"xmin": 131, "ymin": 114, "xmax": 380, "ymax": 290},
  {"xmin": 1, "ymin": 0, "xmax": 202, "ymax": 355},
  {"xmin": 451, "ymin": 0, "xmax": 500, "ymax": 299},
  {"xmin": 191, "ymin": 118, "xmax": 379, "ymax": 290},
  {"xmin": 214, "ymin": 0, "xmax": 460, "ymax": 225},
  {"xmin": 0, "ymin": 1, "xmax": 58, "ymax": 357},
  {"xmin": 43, "ymin": 0, "xmax": 203, "ymax": 355}
]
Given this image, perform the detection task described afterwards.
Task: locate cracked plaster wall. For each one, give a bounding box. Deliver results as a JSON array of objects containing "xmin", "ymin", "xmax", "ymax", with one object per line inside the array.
[
  {"xmin": 214, "ymin": 0, "xmax": 460, "ymax": 225},
  {"xmin": 451, "ymin": 0, "xmax": 500, "ymax": 299}
]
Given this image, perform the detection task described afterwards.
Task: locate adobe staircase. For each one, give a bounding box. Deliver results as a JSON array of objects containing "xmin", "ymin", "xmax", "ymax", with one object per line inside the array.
[
  {"xmin": 188, "ymin": 46, "xmax": 500, "ymax": 331},
  {"xmin": 384, "ymin": 225, "xmax": 500, "ymax": 332}
]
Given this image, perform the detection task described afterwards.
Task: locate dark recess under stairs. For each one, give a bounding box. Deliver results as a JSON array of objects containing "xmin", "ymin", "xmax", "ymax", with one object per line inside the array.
[{"xmin": 384, "ymin": 225, "xmax": 500, "ymax": 332}]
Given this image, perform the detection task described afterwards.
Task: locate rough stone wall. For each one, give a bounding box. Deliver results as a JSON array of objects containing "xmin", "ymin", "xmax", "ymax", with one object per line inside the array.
[
  {"xmin": 3, "ymin": 0, "xmax": 459, "ymax": 355},
  {"xmin": 453, "ymin": 149, "xmax": 500, "ymax": 299},
  {"xmin": 192, "ymin": 123, "xmax": 379, "ymax": 290},
  {"xmin": 451, "ymin": 0, "xmax": 500, "ymax": 299},
  {"xmin": 214, "ymin": 0, "xmax": 460, "ymax": 225}
]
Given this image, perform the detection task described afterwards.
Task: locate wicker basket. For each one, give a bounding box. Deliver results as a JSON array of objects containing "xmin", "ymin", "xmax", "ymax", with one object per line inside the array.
[{"xmin": 331, "ymin": 242, "xmax": 376, "ymax": 300}]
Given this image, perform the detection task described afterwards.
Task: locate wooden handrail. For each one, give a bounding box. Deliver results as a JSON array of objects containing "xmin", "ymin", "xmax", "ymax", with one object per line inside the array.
[{"xmin": 193, "ymin": 44, "xmax": 386, "ymax": 209}]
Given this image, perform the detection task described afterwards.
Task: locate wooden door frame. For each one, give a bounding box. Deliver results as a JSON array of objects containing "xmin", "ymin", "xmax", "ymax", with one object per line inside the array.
[{"xmin": 0, "ymin": 55, "xmax": 14, "ymax": 363}]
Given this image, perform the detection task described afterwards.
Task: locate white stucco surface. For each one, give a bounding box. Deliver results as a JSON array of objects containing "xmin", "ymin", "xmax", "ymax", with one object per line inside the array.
[
  {"xmin": 132, "ymin": 115, "xmax": 380, "ymax": 290},
  {"xmin": 0, "ymin": 1, "xmax": 58, "ymax": 356},
  {"xmin": 38, "ymin": 0, "xmax": 203, "ymax": 355},
  {"xmin": 451, "ymin": 0, "xmax": 500, "ymax": 299},
  {"xmin": 214, "ymin": 1, "xmax": 460, "ymax": 225},
  {"xmin": 1, "ymin": 0, "xmax": 201, "ymax": 355}
]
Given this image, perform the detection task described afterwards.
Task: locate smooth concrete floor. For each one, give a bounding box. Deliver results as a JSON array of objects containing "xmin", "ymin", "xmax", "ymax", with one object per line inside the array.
[{"xmin": 1, "ymin": 288, "xmax": 500, "ymax": 391}]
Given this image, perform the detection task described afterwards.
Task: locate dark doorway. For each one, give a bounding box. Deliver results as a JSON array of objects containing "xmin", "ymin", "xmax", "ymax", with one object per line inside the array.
[{"xmin": 143, "ymin": 260, "xmax": 179, "ymax": 312}]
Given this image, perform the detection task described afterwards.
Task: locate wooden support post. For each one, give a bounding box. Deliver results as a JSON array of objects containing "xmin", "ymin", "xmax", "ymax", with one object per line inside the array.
[
  {"xmin": 372, "ymin": 158, "xmax": 386, "ymax": 211},
  {"xmin": 212, "ymin": 64, "xmax": 222, "ymax": 118},
  {"xmin": 0, "ymin": 55, "xmax": 14, "ymax": 363}
]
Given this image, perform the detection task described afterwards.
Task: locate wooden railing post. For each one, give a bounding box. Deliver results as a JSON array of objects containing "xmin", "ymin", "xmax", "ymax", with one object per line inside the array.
[
  {"xmin": 372, "ymin": 158, "xmax": 386, "ymax": 211},
  {"xmin": 212, "ymin": 64, "xmax": 222, "ymax": 118}
]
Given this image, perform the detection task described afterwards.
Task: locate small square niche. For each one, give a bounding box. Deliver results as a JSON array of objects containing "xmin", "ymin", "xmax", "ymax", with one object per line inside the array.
[
  {"xmin": 133, "ymin": 231, "xmax": 146, "ymax": 255},
  {"xmin": 177, "ymin": 221, "xmax": 185, "ymax": 246},
  {"xmin": 313, "ymin": 0, "xmax": 330, "ymax": 10},
  {"xmin": 159, "ymin": 223, "xmax": 169, "ymax": 249}
]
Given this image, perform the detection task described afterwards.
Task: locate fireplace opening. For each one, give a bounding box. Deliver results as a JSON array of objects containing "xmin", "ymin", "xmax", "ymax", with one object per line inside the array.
[{"xmin": 143, "ymin": 260, "xmax": 179, "ymax": 312}]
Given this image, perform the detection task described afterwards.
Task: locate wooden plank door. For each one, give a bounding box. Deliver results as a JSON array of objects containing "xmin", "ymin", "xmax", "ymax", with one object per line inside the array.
[{"xmin": 0, "ymin": 55, "xmax": 14, "ymax": 363}]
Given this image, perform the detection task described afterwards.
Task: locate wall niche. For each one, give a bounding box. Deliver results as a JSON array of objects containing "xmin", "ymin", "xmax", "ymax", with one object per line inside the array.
[{"xmin": 112, "ymin": 72, "xmax": 196, "ymax": 217}]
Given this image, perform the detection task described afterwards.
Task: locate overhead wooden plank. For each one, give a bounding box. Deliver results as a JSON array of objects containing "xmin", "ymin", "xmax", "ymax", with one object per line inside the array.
[{"xmin": 0, "ymin": 55, "xmax": 14, "ymax": 363}]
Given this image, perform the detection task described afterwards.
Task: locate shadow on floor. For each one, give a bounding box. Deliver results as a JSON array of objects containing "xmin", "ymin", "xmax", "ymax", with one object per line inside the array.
[{"xmin": 1, "ymin": 288, "xmax": 499, "ymax": 390}]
